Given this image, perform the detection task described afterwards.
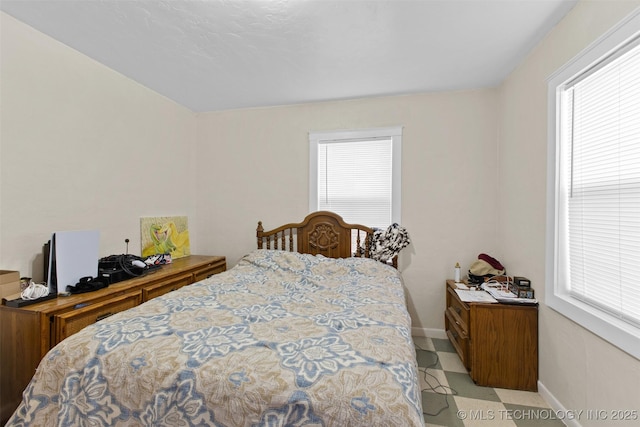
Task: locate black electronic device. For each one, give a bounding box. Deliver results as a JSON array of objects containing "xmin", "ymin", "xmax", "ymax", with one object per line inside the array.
[
  {"xmin": 98, "ymin": 254, "xmax": 149, "ymax": 284},
  {"xmin": 67, "ymin": 276, "xmax": 108, "ymax": 294},
  {"xmin": 510, "ymin": 285, "xmax": 535, "ymax": 299},
  {"xmin": 509, "ymin": 279, "xmax": 535, "ymax": 299}
]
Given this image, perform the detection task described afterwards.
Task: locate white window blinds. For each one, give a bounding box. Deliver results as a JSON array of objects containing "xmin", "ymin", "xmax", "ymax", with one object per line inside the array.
[
  {"xmin": 560, "ymin": 36, "xmax": 640, "ymax": 327},
  {"xmin": 309, "ymin": 127, "xmax": 402, "ymax": 229},
  {"xmin": 317, "ymin": 139, "xmax": 392, "ymax": 228}
]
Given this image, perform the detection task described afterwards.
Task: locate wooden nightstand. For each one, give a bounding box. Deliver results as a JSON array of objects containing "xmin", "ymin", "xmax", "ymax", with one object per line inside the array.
[
  {"xmin": 0, "ymin": 255, "xmax": 225, "ymax": 424},
  {"xmin": 444, "ymin": 279, "xmax": 538, "ymax": 391}
]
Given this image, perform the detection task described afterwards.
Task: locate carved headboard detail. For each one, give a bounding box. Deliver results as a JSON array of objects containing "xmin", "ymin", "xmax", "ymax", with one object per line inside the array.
[{"xmin": 308, "ymin": 224, "xmax": 340, "ymax": 252}]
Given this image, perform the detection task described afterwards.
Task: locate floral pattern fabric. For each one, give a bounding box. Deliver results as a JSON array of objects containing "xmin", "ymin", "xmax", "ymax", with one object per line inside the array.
[{"xmin": 9, "ymin": 250, "xmax": 424, "ymax": 427}]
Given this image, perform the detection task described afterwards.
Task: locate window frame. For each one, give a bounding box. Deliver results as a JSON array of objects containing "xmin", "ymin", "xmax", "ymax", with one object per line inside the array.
[
  {"xmin": 546, "ymin": 8, "xmax": 640, "ymax": 359},
  {"xmin": 309, "ymin": 126, "xmax": 402, "ymax": 225}
]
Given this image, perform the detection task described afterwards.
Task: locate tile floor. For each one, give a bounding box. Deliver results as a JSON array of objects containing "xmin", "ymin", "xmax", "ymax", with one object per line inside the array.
[{"xmin": 414, "ymin": 336, "xmax": 565, "ymax": 427}]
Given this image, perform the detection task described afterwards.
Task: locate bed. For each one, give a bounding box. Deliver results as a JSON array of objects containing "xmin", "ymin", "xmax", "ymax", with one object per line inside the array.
[{"xmin": 8, "ymin": 211, "xmax": 423, "ymax": 426}]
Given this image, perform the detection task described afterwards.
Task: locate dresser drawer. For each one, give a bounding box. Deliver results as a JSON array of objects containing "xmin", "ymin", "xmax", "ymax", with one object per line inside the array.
[
  {"xmin": 192, "ymin": 261, "xmax": 226, "ymax": 282},
  {"xmin": 142, "ymin": 273, "xmax": 193, "ymax": 301},
  {"xmin": 53, "ymin": 293, "xmax": 140, "ymax": 343}
]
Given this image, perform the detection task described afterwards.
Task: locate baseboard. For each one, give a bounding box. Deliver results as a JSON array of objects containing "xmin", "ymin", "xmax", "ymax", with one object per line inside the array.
[
  {"xmin": 412, "ymin": 326, "xmax": 447, "ymax": 340},
  {"xmin": 537, "ymin": 381, "xmax": 581, "ymax": 427}
]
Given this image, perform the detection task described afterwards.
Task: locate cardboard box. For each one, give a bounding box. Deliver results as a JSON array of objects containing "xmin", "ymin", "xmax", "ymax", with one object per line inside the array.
[{"xmin": 0, "ymin": 270, "xmax": 20, "ymax": 299}]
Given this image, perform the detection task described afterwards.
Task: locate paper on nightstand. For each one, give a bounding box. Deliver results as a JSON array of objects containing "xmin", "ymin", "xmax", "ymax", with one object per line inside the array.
[{"xmin": 454, "ymin": 289, "xmax": 498, "ymax": 303}]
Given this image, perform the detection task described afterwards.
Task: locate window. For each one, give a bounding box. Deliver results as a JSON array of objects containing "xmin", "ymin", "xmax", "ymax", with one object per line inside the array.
[
  {"xmin": 309, "ymin": 127, "xmax": 402, "ymax": 228},
  {"xmin": 546, "ymin": 9, "xmax": 640, "ymax": 359}
]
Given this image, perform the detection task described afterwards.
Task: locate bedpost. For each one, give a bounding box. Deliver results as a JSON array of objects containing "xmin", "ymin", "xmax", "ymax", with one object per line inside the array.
[
  {"xmin": 364, "ymin": 232, "xmax": 371, "ymax": 258},
  {"xmin": 257, "ymin": 221, "xmax": 264, "ymax": 249}
]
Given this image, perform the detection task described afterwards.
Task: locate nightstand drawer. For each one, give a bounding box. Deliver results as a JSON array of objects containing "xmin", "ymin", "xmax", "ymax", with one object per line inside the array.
[
  {"xmin": 447, "ymin": 286, "xmax": 470, "ymax": 332},
  {"xmin": 53, "ymin": 293, "xmax": 141, "ymax": 343},
  {"xmin": 445, "ymin": 308, "xmax": 470, "ymax": 368}
]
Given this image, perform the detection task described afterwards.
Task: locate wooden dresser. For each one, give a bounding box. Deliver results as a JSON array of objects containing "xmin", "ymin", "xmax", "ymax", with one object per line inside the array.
[
  {"xmin": 0, "ymin": 255, "xmax": 225, "ymax": 424},
  {"xmin": 444, "ymin": 279, "xmax": 538, "ymax": 391}
]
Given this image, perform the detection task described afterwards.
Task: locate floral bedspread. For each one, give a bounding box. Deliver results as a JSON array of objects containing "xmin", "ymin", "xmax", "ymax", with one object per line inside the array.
[{"xmin": 9, "ymin": 250, "xmax": 424, "ymax": 426}]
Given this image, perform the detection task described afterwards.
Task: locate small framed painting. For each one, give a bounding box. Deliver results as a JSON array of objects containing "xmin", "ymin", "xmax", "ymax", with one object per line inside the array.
[{"xmin": 140, "ymin": 216, "xmax": 191, "ymax": 259}]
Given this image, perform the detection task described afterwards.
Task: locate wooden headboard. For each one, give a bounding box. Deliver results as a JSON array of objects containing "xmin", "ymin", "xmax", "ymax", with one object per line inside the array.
[{"xmin": 256, "ymin": 211, "xmax": 397, "ymax": 268}]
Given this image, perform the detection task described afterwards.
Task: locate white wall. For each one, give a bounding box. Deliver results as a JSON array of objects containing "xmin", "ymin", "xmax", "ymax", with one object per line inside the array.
[
  {"xmin": 0, "ymin": 12, "xmax": 198, "ymax": 280},
  {"xmin": 497, "ymin": 1, "xmax": 640, "ymax": 424},
  {"xmin": 195, "ymin": 91, "xmax": 500, "ymax": 332}
]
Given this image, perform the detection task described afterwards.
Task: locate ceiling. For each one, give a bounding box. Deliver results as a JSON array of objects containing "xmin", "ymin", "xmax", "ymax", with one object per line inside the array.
[{"xmin": 1, "ymin": 0, "xmax": 578, "ymax": 113}]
